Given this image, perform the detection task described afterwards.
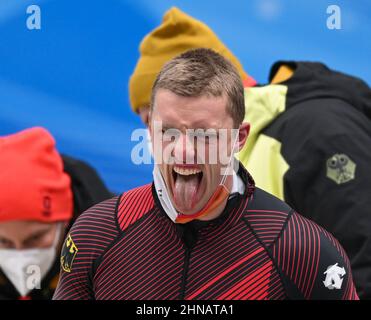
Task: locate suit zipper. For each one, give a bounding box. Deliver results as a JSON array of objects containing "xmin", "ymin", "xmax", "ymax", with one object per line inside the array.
[{"xmin": 180, "ymin": 247, "xmax": 191, "ymax": 300}]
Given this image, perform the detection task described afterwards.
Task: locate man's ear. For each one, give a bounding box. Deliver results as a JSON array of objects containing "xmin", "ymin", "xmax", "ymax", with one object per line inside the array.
[
  {"xmin": 237, "ymin": 122, "xmax": 250, "ymax": 152},
  {"xmin": 147, "ymin": 106, "xmax": 152, "ymax": 131},
  {"xmin": 138, "ymin": 105, "xmax": 151, "ymax": 127}
]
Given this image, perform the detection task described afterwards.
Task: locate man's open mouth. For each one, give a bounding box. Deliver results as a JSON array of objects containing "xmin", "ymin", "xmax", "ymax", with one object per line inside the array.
[{"xmin": 172, "ymin": 166, "xmax": 203, "ymax": 212}]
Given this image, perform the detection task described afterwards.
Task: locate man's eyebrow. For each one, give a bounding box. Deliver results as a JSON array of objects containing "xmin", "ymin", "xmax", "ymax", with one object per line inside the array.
[
  {"xmin": 0, "ymin": 236, "xmax": 13, "ymax": 244},
  {"xmin": 189, "ymin": 119, "xmax": 223, "ymax": 129},
  {"xmin": 159, "ymin": 122, "xmax": 222, "ymax": 132},
  {"xmin": 23, "ymin": 226, "xmax": 52, "ymax": 243},
  {"xmin": 192, "ymin": 129, "xmax": 219, "ymax": 136},
  {"xmin": 161, "ymin": 124, "xmax": 181, "ymax": 131},
  {"xmin": 161, "ymin": 125, "xmax": 173, "ymax": 130}
]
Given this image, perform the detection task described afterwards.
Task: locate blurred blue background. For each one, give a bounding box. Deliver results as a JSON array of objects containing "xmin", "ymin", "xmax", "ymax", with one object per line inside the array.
[{"xmin": 1, "ymin": 0, "xmax": 370, "ymax": 193}]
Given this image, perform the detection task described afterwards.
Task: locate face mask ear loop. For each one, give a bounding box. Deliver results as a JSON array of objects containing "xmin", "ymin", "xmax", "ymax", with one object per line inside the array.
[{"xmin": 220, "ymin": 129, "xmax": 240, "ymax": 187}]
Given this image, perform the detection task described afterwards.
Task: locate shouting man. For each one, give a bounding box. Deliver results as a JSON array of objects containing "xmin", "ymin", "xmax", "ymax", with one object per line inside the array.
[{"xmin": 54, "ymin": 49, "xmax": 358, "ymax": 300}]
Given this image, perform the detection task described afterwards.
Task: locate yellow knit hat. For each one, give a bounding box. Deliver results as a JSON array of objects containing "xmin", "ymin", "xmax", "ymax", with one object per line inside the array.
[{"xmin": 129, "ymin": 7, "xmax": 248, "ymax": 113}]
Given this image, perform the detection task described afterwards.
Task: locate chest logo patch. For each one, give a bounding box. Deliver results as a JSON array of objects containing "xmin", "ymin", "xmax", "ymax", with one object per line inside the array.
[
  {"xmin": 323, "ymin": 263, "xmax": 346, "ymax": 290},
  {"xmin": 326, "ymin": 154, "xmax": 356, "ymax": 184}
]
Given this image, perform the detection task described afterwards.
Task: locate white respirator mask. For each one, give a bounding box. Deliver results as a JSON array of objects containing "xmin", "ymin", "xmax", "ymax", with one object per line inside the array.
[{"xmin": 0, "ymin": 223, "xmax": 63, "ymax": 297}]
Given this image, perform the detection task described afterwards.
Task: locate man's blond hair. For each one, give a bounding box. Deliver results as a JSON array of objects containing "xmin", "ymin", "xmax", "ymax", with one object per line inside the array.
[{"xmin": 151, "ymin": 48, "xmax": 245, "ymax": 127}]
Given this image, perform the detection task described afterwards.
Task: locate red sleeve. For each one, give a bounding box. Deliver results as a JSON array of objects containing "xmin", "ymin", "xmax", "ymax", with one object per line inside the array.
[{"xmin": 272, "ymin": 212, "xmax": 359, "ymax": 300}]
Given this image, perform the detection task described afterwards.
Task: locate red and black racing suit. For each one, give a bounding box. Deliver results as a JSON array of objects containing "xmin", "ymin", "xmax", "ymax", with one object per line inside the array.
[{"xmin": 53, "ymin": 165, "xmax": 358, "ymax": 300}]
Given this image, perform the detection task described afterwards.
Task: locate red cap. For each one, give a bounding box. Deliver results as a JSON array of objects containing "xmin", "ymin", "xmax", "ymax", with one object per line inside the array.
[{"xmin": 0, "ymin": 127, "xmax": 73, "ymax": 223}]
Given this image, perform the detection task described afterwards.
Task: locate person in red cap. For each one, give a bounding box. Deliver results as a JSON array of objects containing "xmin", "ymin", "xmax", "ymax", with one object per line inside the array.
[{"xmin": 0, "ymin": 127, "xmax": 112, "ymax": 300}]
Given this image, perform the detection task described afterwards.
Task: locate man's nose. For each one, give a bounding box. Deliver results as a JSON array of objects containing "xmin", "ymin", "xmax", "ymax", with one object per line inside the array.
[{"xmin": 173, "ymin": 133, "xmax": 195, "ymax": 164}]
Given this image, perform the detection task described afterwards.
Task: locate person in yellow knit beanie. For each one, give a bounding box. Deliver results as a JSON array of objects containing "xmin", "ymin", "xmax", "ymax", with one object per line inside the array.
[{"xmin": 129, "ymin": 6, "xmax": 256, "ymax": 125}]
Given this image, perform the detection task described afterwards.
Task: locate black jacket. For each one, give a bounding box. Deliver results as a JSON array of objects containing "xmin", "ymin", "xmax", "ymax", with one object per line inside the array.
[{"xmin": 239, "ymin": 61, "xmax": 371, "ymax": 298}]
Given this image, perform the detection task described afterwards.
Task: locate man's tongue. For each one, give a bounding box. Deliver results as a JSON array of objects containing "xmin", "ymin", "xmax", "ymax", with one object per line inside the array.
[{"xmin": 174, "ymin": 173, "xmax": 200, "ymax": 212}]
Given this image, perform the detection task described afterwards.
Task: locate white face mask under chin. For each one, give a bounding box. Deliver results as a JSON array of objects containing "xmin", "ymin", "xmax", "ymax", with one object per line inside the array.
[{"xmin": 0, "ymin": 223, "xmax": 62, "ymax": 297}]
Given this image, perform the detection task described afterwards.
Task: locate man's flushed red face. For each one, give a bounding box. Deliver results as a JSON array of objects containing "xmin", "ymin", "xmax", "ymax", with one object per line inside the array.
[{"xmin": 150, "ymin": 89, "xmax": 238, "ymax": 215}]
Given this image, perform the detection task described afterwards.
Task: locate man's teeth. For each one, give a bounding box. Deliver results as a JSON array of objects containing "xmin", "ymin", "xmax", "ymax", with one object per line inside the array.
[{"xmin": 173, "ymin": 167, "xmax": 202, "ymax": 176}]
